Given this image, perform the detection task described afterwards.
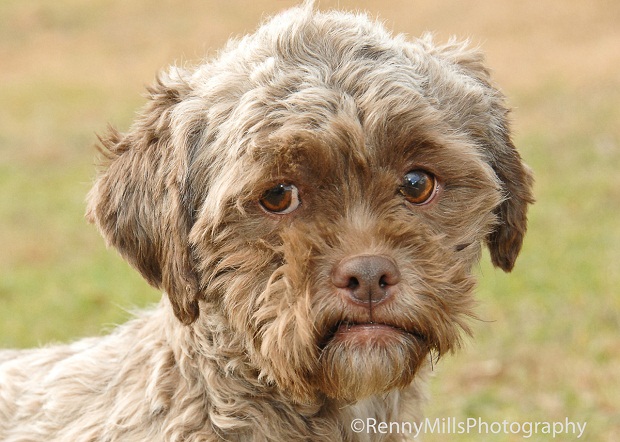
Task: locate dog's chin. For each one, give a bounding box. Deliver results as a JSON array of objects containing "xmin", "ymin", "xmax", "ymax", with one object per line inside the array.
[{"xmin": 316, "ymin": 323, "xmax": 430, "ymax": 402}]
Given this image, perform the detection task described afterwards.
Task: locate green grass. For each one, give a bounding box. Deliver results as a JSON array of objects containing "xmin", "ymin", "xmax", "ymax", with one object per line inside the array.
[{"xmin": 1, "ymin": 0, "xmax": 618, "ymax": 440}]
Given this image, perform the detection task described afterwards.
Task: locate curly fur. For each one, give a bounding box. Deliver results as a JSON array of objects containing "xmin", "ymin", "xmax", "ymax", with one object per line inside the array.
[{"xmin": 0, "ymin": 2, "xmax": 533, "ymax": 441}]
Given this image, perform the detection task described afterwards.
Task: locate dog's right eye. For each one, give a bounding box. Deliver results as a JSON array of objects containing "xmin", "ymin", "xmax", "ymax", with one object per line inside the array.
[{"xmin": 259, "ymin": 184, "xmax": 300, "ymax": 214}]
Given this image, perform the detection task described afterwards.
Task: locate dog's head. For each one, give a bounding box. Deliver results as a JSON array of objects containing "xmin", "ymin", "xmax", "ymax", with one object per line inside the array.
[{"xmin": 87, "ymin": 5, "xmax": 533, "ymax": 404}]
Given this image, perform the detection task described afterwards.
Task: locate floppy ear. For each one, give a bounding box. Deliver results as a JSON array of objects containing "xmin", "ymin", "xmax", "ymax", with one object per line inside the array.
[
  {"xmin": 427, "ymin": 38, "xmax": 535, "ymax": 271},
  {"xmin": 86, "ymin": 72, "xmax": 201, "ymax": 324},
  {"xmin": 484, "ymin": 134, "xmax": 535, "ymax": 271}
]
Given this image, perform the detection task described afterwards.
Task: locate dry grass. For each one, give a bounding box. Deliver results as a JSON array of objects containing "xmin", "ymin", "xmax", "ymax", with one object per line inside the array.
[{"xmin": 1, "ymin": 0, "xmax": 618, "ymax": 440}]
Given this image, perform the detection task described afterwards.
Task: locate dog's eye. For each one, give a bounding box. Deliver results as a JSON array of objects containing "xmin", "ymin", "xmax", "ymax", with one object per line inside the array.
[
  {"xmin": 260, "ymin": 184, "xmax": 300, "ymax": 214},
  {"xmin": 400, "ymin": 170, "xmax": 437, "ymax": 205}
]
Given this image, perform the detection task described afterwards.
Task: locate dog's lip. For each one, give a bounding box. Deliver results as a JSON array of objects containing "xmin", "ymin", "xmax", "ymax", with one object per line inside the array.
[
  {"xmin": 336, "ymin": 322, "xmax": 401, "ymax": 334},
  {"xmin": 320, "ymin": 321, "xmax": 426, "ymax": 347}
]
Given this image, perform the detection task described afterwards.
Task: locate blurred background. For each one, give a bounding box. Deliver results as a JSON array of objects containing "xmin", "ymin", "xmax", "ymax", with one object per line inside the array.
[{"xmin": 0, "ymin": 0, "xmax": 618, "ymax": 440}]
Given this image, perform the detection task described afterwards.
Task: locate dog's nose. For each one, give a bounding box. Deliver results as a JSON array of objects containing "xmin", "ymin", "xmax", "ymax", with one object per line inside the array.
[{"xmin": 331, "ymin": 255, "xmax": 400, "ymax": 304}]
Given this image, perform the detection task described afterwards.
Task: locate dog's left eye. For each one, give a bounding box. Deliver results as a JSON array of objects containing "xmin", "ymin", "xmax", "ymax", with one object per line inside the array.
[
  {"xmin": 400, "ymin": 170, "xmax": 437, "ymax": 205},
  {"xmin": 259, "ymin": 184, "xmax": 300, "ymax": 214}
]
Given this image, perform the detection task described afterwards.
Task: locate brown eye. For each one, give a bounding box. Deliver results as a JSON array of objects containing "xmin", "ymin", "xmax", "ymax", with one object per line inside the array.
[
  {"xmin": 259, "ymin": 183, "xmax": 300, "ymax": 214},
  {"xmin": 400, "ymin": 170, "xmax": 437, "ymax": 205}
]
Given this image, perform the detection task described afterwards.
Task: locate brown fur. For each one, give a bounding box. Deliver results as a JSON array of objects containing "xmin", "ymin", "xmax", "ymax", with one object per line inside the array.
[{"xmin": 0, "ymin": 3, "xmax": 533, "ymax": 441}]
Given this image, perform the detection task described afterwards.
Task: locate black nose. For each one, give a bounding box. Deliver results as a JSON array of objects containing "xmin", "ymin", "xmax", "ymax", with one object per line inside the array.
[{"xmin": 331, "ymin": 255, "xmax": 400, "ymax": 304}]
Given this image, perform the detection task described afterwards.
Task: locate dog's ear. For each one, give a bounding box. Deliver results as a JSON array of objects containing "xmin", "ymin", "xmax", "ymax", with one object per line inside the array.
[
  {"xmin": 428, "ymin": 38, "xmax": 535, "ymax": 272},
  {"xmin": 484, "ymin": 136, "xmax": 535, "ymax": 271},
  {"xmin": 86, "ymin": 72, "xmax": 201, "ymax": 324}
]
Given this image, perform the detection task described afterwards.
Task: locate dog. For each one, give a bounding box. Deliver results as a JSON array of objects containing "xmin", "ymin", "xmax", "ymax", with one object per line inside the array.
[{"xmin": 0, "ymin": 2, "xmax": 533, "ymax": 441}]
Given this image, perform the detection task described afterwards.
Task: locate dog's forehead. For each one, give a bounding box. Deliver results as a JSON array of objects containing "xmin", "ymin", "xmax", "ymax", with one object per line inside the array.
[
  {"xmin": 191, "ymin": 7, "xmax": 442, "ymax": 145},
  {"xmin": 209, "ymin": 14, "xmax": 444, "ymax": 166},
  {"xmin": 187, "ymin": 6, "xmax": 499, "ymax": 212}
]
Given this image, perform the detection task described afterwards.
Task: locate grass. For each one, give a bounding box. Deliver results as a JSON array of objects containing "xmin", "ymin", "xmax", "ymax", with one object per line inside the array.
[{"xmin": 1, "ymin": 0, "xmax": 618, "ymax": 440}]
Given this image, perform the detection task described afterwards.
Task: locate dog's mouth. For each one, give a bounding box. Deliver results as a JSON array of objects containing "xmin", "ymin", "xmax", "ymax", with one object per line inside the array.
[
  {"xmin": 315, "ymin": 318, "xmax": 434, "ymax": 401},
  {"xmin": 319, "ymin": 320, "xmax": 427, "ymax": 349}
]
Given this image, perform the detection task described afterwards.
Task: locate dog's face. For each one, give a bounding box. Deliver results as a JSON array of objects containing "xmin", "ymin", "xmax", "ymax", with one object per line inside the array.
[{"xmin": 87, "ymin": 6, "xmax": 533, "ymax": 404}]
